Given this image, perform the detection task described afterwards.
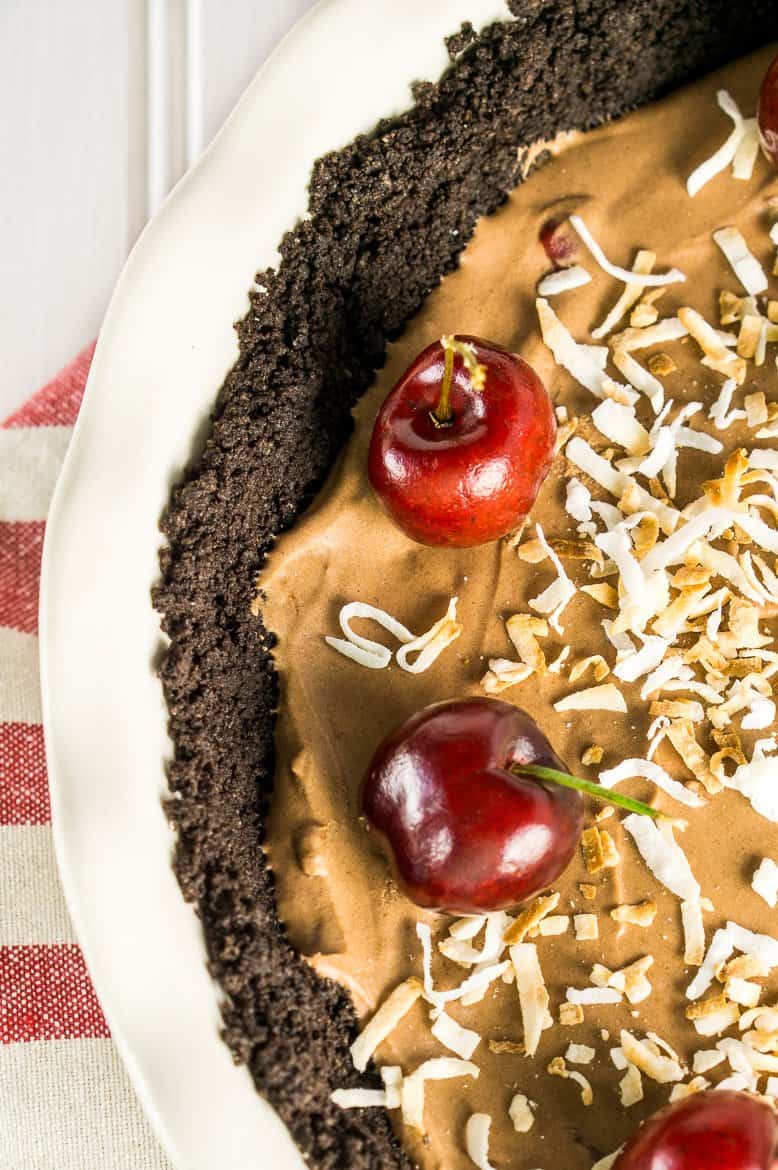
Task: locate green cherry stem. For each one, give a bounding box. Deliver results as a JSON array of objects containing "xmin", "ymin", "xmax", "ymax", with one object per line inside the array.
[
  {"xmin": 434, "ymin": 343, "xmax": 456, "ymax": 426},
  {"xmin": 513, "ymin": 763, "xmax": 660, "ymax": 820},
  {"xmin": 431, "ymin": 335, "xmax": 488, "ymax": 427}
]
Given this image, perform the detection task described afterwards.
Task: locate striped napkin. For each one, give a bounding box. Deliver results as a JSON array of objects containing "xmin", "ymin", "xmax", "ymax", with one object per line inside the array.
[{"xmin": 0, "ymin": 346, "xmax": 170, "ymax": 1169}]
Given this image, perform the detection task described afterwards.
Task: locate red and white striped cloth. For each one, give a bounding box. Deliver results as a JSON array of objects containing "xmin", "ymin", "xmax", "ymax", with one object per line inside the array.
[{"xmin": 0, "ymin": 347, "xmax": 170, "ymax": 1168}]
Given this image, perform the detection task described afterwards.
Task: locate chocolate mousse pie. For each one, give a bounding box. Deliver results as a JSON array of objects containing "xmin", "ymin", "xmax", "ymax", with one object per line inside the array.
[{"xmin": 155, "ymin": 6, "xmax": 778, "ymax": 1170}]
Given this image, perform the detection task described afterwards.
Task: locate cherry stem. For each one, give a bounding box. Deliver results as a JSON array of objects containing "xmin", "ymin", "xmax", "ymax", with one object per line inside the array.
[
  {"xmin": 434, "ymin": 344, "xmax": 456, "ymax": 425},
  {"xmin": 431, "ymin": 336, "xmax": 488, "ymax": 427},
  {"xmin": 513, "ymin": 763, "xmax": 660, "ymax": 820}
]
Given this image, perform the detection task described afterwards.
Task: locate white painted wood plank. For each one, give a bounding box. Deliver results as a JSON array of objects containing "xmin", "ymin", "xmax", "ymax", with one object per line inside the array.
[
  {"xmin": 0, "ymin": 1, "xmax": 142, "ymax": 419},
  {"xmin": 0, "ymin": 0, "xmax": 320, "ymax": 421},
  {"xmin": 196, "ymin": 0, "xmax": 317, "ymax": 148},
  {"xmin": 0, "ymin": 1, "xmax": 320, "ymax": 422}
]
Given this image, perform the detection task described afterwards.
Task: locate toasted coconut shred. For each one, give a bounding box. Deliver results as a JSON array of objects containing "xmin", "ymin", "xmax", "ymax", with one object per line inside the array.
[
  {"xmin": 350, "ymin": 978, "xmax": 424, "ymax": 1072},
  {"xmin": 508, "ymin": 1093, "xmax": 536, "ymax": 1133},
  {"xmin": 329, "ymin": 73, "xmax": 778, "ymax": 1168},
  {"xmin": 326, "ymin": 597, "xmax": 461, "ymax": 671},
  {"xmin": 686, "ymin": 90, "xmax": 747, "ymax": 197}
]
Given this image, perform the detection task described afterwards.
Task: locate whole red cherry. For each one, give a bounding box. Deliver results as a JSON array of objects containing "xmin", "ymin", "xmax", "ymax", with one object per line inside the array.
[
  {"xmin": 360, "ymin": 697, "xmax": 583, "ymax": 914},
  {"xmin": 613, "ymin": 1091, "xmax": 778, "ymax": 1170},
  {"xmin": 367, "ymin": 336, "xmax": 556, "ymax": 548},
  {"xmin": 759, "ymin": 55, "xmax": 778, "ymax": 169}
]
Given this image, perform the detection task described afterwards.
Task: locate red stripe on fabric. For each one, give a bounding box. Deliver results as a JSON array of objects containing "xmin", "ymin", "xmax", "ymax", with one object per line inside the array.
[
  {"xmin": 2, "ymin": 342, "xmax": 95, "ymax": 429},
  {"xmin": 0, "ymin": 723, "xmax": 50, "ymax": 825},
  {"xmin": 0, "ymin": 521, "xmax": 45, "ymax": 634},
  {"xmin": 0, "ymin": 944, "xmax": 109, "ymax": 1043}
]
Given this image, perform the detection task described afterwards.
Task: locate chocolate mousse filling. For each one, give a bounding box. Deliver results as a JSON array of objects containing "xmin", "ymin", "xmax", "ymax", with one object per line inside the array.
[
  {"xmin": 262, "ymin": 46, "xmax": 778, "ymax": 1170},
  {"xmin": 154, "ymin": 6, "xmax": 778, "ymax": 1170}
]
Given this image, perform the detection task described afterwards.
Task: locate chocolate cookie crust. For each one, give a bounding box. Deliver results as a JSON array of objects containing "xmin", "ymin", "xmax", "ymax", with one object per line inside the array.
[{"xmin": 154, "ymin": 5, "xmax": 777, "ymax": 1168}]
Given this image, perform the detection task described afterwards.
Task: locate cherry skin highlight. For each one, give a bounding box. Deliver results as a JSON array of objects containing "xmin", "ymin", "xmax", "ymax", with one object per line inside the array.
[
  {"xmin": 360, "ymin": 697, "xmax": 584, "ymax": 914},
  {"xmin": 367, "ymin": 336, "xmax": 556, "ymax": 548},
  {"xmin": 758, "ymin": 54, "xmax": 778, "ymax": 169},
  {"xmin": 613, "ymin": 1090, "xmax": 778, "ymax": 1170}
]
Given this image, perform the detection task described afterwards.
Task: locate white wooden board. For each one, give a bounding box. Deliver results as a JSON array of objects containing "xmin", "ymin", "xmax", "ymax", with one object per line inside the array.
[{"xmin": 0, "ymin": 0, "xmax": 316, "ymax": 418}]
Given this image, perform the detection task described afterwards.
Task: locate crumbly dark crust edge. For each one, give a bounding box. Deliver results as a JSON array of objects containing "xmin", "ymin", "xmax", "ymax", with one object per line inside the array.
[{"xmin": 153, "ymin": 6, "xmax": 777, "ymax": 1168}]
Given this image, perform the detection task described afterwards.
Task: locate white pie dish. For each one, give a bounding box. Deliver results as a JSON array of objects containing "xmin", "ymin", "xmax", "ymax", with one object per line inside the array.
[{"xmin": 38, "ymin": 3, "xmax": 508, "ymax": 1168}]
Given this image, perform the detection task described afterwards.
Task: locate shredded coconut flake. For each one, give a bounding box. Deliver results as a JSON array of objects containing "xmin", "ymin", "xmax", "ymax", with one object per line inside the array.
[
  {"xmin": 679, "ymin": 306, "xmax": 746, "ymax": 382},
  {"xmin": 682, "ymin": 901, "xmax": 707, "ymax": 966},
  {"xmin": 611, "ymin": 900, "xmax": 658, "ymax": 928},
  {"xmin": 623, "ymin": 813, "xmax": 700, "ymax": 901},
  {"xmin": 567, "ymin": 987, "xmax": 623, "ymax": 1006},
  {"xmin": 381, "ymin": 1066, "xmax": 403, "ymax": 1109},
  {"xmin": 431, "ymin": 1012, "xmax": 481, "ymax": 1060},
  {"xmin": 614, "ymin": 637, "xmax": 670, "ymax": 683},
  {"xmin": 612, "ymin": 317, "xmax": 689, "ymax": 352},
  {"xmin": 350, "ymin": 978, "xmax": 424, "ymax": 1072},
  {"xmin": 752, "ymin": 858, "xmax": 778, "ymax": 909},
  {"xmin": 331, "ymin": 1088, "xmax": 388, "ymax": 1109},
  {"xmin": 548, "ymin": 1057, "xmax": 595, "ymax": 1105},
  {"xmin": 327, "ymin": 598, "xmax": 461, "ymax": 673},
  {"xmin": 612, "ymin": 350, "xmax": 665, "ymax": 414},
  {"xmin": 726, "ymin": 921, "xmax": 778, "ymax": 970},
  {"xmin": 566, "ymin": 1043, "xmax": 596, "ymax": 1064},
  {"xmin": 537, "ymin": 298, "xmax": 636, "ymax": 403},
  {"xmin": 326, "ymin": 601, "xmax": 413, "ymax": 668},
  {"xmin": 504, "ymin": 893, "xmax": 560, "ymax": 945},
  {"xmin": 529, "ymin": 523, "xmax": 577, "ymax": 632},
  {"xmin": 538, "ymin": 265, "xmax": 592, "ymax": 296},
  {"xmin": 548, "ymin": 645, "xmax": 571, "ymax": 673},
  {"xmin": 566, "ymin": 476, "xmax": 593, "ymax": 524},
  {"xmin": 566, "ymin": 437, "xmax": 679, "ymax": 534},
  {"xmin": 620, "ymin": 1030, "xmax": 685, "ymax": 1083},
  {"xmin": 592, "ymin": 399, "xmax": 650, "ymax": 455},
  {"xmin": 401, "ymin": 1059, "xmax": 479, "ymax": 1132},
  {"xmin": 709, "ymin": 378, "xmax": 743, "ymax": 430},
  {"xmin": 620, "ymin": 1063, "xmax": 644, "ymax": 1107},
  {"xmin": 687, "ymin": 90, "xmax": 746, "ymax": 197},
  {"xmin": 600, "ymin": 758, "xmax": 704, "ymax": 808},
  {"xmin": 396, "ymin": 597, "xmax": 463, "ymax": 673},
  {"xmin": 465, "ymin": 1113, "xmax": 496, "ymax": 1170},
  {"xmin": 539, "ymin": 914, "xmax": 570, "ymax": 936},
  {"xmin": 506, "ymin": 613, "xmax": 548, "ymax": 675},
  {"xmin": 713, "ymin": 227, "xmax": 768, "ymax": 296},
  {"xmin": 511, "ymin": 944, "xmax": 551, "ymax": 1057},
  {"xmin": 509, "ymin": 1093, "xmax": 536, "ymax": 1133},
  {"xmin": 722, "ymin": 746, "xmax": 778, "ymax": 822},
  {"xmin": 694, "ymin": 1049, "xmax": 726, "ymax": 1073},
  {"xmin": 687, "ymin": 929, "xmax": 736, "ymax": 1001},
  {"xmin": 570, "ymin": 215, "xmax": 685, "ymax": 286},
  {"xmin": 694, "ymin": 1005, "xmax": 742, "ymax": 1038},
  {"xmin": 574, "ymin": 914, "xmax": 599, "ymax": 942},
  {"xmin": 554, "ymin": 683, "xmax": 627, "ymax": 713},
  {"xmin": 448, "ymin": 916, "xmax": 488, "ymax": 942},
  {"xmin": 482, "ymin": 659, "xmax": 533, "ymax": 694},
  {"xmin": 593, "ymin": 249, "xmax": 656, "ymax": 339},
  {"xmin": 725, "ymin": 977, "xmax": 762, "ymax": 1008}
]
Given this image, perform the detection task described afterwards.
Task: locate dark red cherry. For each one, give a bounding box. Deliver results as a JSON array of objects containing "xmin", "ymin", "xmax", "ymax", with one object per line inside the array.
[
  {"xmin": 360, "ymin": 698, "xmax": 584, "ymax": 914},
  {"xmin": 367, "ymin": 336, "xmax": 556, "ymax": 548},
  {"xmin": 758, "ymin": 54, "xmax": 778, "ymax": 169},
  {"xmin": 539, "ymin": 217, "xmax": 577, "ymax": 268},
  {"xmin": 614, "ymin": 1090, "xmax": 778, "ymax": 1170}
]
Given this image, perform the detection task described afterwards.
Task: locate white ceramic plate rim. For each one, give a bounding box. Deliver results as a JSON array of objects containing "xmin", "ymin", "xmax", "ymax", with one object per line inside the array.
[{"xmin": 39, "ymin": 3, "xmax": 509, "ymax": 1168}]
